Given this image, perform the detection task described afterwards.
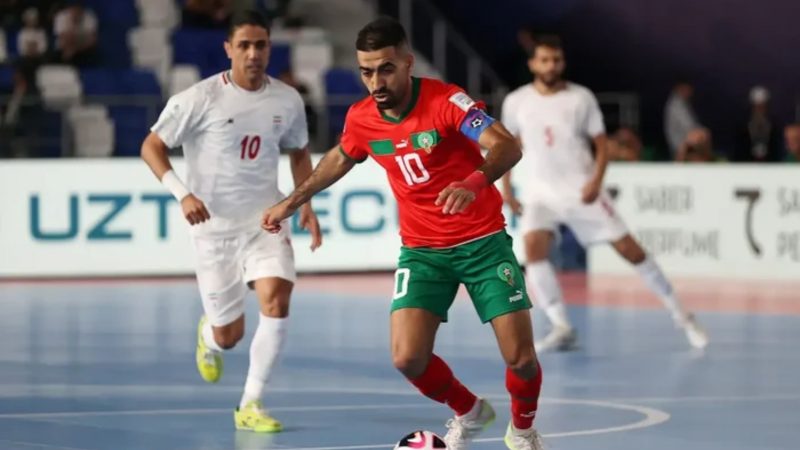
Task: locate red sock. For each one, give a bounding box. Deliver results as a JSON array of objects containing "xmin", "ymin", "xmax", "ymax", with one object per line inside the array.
[
  {"xmin": 506, "ymin": 363, "xmax": 543, "ymax": 430},
  {"xmin": 409, "ymin": 354, "xmax": 477, "ymax": 416}
]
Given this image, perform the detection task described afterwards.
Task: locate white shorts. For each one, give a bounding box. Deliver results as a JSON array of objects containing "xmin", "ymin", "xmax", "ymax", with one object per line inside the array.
[
  {"xmin": 520, "ymin": 191, "xmax": 628, "ymax": 246},
  {"xmin": 192, "ymin": 225, "xmax": 295, "ymax": 326}
]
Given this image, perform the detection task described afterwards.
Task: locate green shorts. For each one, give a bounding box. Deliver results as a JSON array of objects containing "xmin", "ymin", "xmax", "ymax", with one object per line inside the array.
[{"xmin": 391, "ymin": 231, "xmax": 532, "ymax": 323}]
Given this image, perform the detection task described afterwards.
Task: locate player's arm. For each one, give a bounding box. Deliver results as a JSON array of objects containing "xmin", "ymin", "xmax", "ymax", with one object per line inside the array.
[
  {"xmin": 498, "ymin": 95, "xmax": 523, "ymax": 215},
  {"xmin": 582, "ymin": 91, "xmax": 609, "ymax": 204},
  {"xmin": 140, "ymin": 132, "xmax": 210, "ymax": 225},
  {"xmin": 500, "ymin": 166, "xmax": 522, "ymax": 216},
  {"xmin": 476, "ymin": 121, "xmax": 522, "ymax": 184},
  {"xmin": 436, "ymin": 113, "xmax": 522, "ymax": 215},
  {"xmin": 287, "ymin": 146, "xmax": 322, "ymax": 250},
  {"xmin": 262, "ymin": 145, "xmax": 356, "ymax": 232},
  {"xmin": 582, "ymin": 133, "xmax": 609, "ymax": 203},
  {"xmin": 593, "ymin": 134, "xmax": 611, "ymax": 179}
]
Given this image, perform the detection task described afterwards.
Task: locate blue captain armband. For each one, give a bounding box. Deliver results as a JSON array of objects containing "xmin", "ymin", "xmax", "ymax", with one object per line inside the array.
[{"xmin": 459, "ymin": 108, "xmax": 496, "ymax": 143}]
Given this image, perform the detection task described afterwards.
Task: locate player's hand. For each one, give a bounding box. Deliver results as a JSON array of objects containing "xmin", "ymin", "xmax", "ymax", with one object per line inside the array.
[
  {"xmin": 506, "ymin": 196, "xmax": 523, "ymax": 216},
  {"xmin": 298, "ymin": 204, "xmax": 322, "ymax": 251},
  {"xmin": 436, "ymin": 182, "xmax": 477, "ymax": 215},
  {"xmin": 180, "ymin": 194, "xmax": 211, "ymax": 225},
  {"xmin": 262, "ymin": 200, "xmax": 296, "ymax": 233},
  {"xmin": 581, "ymin": 179, "xmax": 602, "ymax": 204}
]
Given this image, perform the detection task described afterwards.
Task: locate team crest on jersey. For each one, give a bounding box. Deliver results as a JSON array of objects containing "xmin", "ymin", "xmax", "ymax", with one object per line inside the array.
[
  {"xmin": 497, "ymin": 262, "xmax": 516, "ymax": 286},
  {"xmin": 417, "ymin": 132, "xmax": 434, "ymax": 153},
  {"xmin": 272, "ymin": 115, "xmax": 283, "ymax": 133},
  {"xmin": 411, "ymin": 129, "xmax": 441, "ymax": 154}
]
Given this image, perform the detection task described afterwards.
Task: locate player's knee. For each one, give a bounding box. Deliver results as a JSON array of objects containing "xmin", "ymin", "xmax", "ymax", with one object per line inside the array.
[
  {"xmin": 214, "ymin": 327, "xmax": 244, "ymax": 350},
  {"xmin": 615, "ymin": 235, "xmax": 646, "ymax": 264},
  {"xmin": 506, "ymin": 350, "xmax": 538, "ymax": 380},
  {"xmin": 524, "ymin": 233, "xmax": 552, "ymax": 262},
  {"xmin": 259, "ymin": 295, "xmax": 290, "ymax": 318},
  {"xmin": 262, "ymin": 302, "xmax": 289, "ymax": 318},
  {"xmin": 392, "ymin": 352, "xmax": 430, "ymax": 379}
]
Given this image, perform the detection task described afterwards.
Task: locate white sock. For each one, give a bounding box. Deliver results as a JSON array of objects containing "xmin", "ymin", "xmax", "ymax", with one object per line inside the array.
[
  {"xmin": 634, "ymin": 256, "xmax": 685, "ymax": 320},
  {"xmin": 240, "ymin": 314, "xmax": 288, "ymax": 408},
  {"xmin": 202, "ymin": 321, "xmax": 223, "ymax": 353},
  {"xmin": 526, "ymin": 261, "xmax": 571, "ymax": 329}
]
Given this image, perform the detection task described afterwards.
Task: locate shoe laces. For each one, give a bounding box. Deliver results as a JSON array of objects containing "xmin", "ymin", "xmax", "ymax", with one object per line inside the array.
[
  {"xmin": 444, "ymin": 418, "xmax": 467, "ymax": 443},
  {"xmin": 510, "ymin": 428, "xmax": 546, "ymax": 450},
  {"xmin": 202, "ymin": 352, "xmax": 217, "ymax": 365}
]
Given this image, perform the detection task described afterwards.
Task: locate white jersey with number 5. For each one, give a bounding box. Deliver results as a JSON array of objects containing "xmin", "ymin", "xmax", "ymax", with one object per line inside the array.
[
  {"xmin": 151, "ymin": 71, "xmax": 308, "ymax": 237},
  {"xmin": 501, "ymin": 82, "xmax": 604, "ymax": 200}
]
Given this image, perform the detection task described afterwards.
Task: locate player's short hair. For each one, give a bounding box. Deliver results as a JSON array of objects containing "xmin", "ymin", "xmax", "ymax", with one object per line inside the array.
[
  {"xmin": 530, "ymin": 34, "xmax": 563, "ymax": 58},
  {"xmin": 356, "ymin": 16, "xmax": 408, "ymax": 51},
  {"xmin": 228, "ymin": 10, "xmax": 270, "ymax": 39}
]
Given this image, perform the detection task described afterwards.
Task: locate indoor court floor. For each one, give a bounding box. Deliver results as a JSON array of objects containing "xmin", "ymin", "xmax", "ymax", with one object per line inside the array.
[{"xmin": 0, "ymin": 274, "xmax": 797, "ymax": 450}]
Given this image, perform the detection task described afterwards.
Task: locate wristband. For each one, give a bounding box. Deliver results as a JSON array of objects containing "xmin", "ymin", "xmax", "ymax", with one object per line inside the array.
[
  {"xmin": 461, "ymin": 171, "xmax": 488, "ymax": 194},
  {"xmin": 161, "ymin": 170, "xmax": 191, "ymax": 201}
]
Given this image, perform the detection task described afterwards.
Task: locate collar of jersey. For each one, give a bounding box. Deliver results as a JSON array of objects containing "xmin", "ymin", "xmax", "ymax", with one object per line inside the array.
[
  {"xmin": 226, "ymin": 70, "xmax": 269, "ymax": 94},
  {"xmin": 379, "ymin": 77, "xmax": 421, "ymax": 124}
]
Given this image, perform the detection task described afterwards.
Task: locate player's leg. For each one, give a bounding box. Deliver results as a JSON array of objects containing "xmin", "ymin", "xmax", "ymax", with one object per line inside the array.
[
  {"xmin": 391, "ymin": 249, "xmax": 492, "ymax": 450},
  {"xmin": 520, "ymin": 201, "xmax": 575, "ymax": 351},
  {"xmin": 610, "ymin": 234, "xmax": 708, "ymax": 349},
  {"xmin": 193, "ymin": 235, "xmax": 249, "ymax": 383},
  {"xmin": 491, "ymin": 311, "xmax": 545, "ymax": 450},
  {"xmin": 391, "ymin": 308, "xmax": 477, "ymax": 413},
  {"xmin": 568, "ymin": 192, "xmax": 708, "ymax": 349},
  {"xmin": 234, "ymin": 226, "xmax": 297, "ymax": 432},
  {"xmin": 458, "ymin": 232, "xmax": 544, "ymax": 450}
]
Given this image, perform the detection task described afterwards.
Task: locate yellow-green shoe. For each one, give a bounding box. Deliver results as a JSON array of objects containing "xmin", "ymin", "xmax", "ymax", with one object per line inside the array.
[
  {"xmin": 234, "ymin": 400, "xmax": 283, "ymax": 433},
  {"xmin": 196, "ymin": 315, "xmax": 223, "ymax": 383}
]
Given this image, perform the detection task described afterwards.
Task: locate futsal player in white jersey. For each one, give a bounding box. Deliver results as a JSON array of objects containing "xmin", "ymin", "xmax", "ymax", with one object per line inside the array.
[
  {"xmin": 501, "ymin": 35, "xmax": 707, "ymax": 351},
  {"xmin": 140, "ymin": 11, "xmax": 322, "ymax": 432}
]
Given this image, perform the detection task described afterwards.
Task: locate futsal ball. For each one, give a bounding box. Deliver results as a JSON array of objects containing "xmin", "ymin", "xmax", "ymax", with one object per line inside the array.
[{"xmin": 393, "ymin": 430, "xmax": 447, "ymax": 449}]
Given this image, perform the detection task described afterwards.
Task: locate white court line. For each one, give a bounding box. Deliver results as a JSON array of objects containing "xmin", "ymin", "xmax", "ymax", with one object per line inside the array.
[
  {"xmin": 0, "ymin": 403, "xmax": 433, "ymax": 420},
  {"xmin": 604, "ymin": 394, "xmax": 800, "ymax": 403},
  {"xmin": 0, "ymin": 385, "xmax": 419, "ymax": 398},
  {"xmin": 4, "ymin": 384, "xmax": 799, "ymax": 403},
  {"xmin": 269, "ymin": 398, "xmax": 671, "ymax": 450},
  {"xmin": 0, "ymin": 439, "xmax": 87, "ymax": 450},
  {"xmin": 0, "ymin": 389, "xmax": 795, "ymax": 420},
  {"xmin": 0, "ymin": 398, "xmax": 670, "ymax": 450}
]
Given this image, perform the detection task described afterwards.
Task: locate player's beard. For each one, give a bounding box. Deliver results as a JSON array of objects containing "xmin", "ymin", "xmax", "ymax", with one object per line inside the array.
[
  {"xmin": 537, "ymin": 72, "xmax": 562, "ymax": 87},
  {"xmin": 372, "ymin": 88, "xmax": 399, "ymax": 110}
]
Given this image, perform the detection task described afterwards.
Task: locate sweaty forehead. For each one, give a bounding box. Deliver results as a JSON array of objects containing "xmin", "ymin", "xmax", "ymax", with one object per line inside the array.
[{"xmin": 357, "ymin": 47, "xmax": 401, "ymax": 68}]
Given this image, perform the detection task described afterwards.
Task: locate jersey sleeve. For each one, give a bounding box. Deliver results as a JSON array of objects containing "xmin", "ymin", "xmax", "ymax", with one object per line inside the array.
[
  {"xmin": 339, "ymin": 106, "xmax": 369, "ymax": 163},
  {"xmin": 439, "ymin": 86, "xmax": 496, "ymax": 144},
  {"xmin": 151, "ymin": 89, "xmax": 205, "ymax": 149},
  {"xmin": 582, "ymin": 91, "xmax": 606, "ymax": 138},
  {"xmin": 501, "ymin": 93, "xmax": 520, "ymax": 137},
  {"xmin": 279, "ymin": 90, "xmax": 310, "ymax": 150}
]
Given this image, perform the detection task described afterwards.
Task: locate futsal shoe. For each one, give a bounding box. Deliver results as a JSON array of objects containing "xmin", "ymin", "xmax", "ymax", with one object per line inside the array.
[
  {"xmin": 534, "ymin": 325, "xmax": 577, "ymax": 352},
  {"xmin": 234, "ymin": 400, "xmax": 283, "ymax": 433},
  {"xmin": 504, "ymin": 422, "xmax": 546, "ymax": 450},
  {"xmin": 443, "ymin": 398, "xmax": 496, "ymax": 450},
  {"xmin": 677, "ymin": 313, "xmax": 709, "ymax": 349},
  {"xmin": 196, "ymin": 315, "xmax": 223, "ymax": 383}
]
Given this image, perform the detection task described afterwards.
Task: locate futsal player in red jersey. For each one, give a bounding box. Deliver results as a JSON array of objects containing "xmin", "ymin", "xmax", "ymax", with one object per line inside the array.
[{"xmin": 262, "ymin": 17, "xmax": 544, "ymax": 450}]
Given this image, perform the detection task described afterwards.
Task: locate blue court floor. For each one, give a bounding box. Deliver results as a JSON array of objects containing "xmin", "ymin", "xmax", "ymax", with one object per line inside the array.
[{"xmin": 0, "ymin": 277, "xmax": 798, "ymax": 450}]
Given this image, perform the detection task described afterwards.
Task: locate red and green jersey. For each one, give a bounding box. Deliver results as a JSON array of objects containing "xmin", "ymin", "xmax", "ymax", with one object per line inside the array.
[{"xmin": 340, "ymin": 77, "xmax": 506, "ymax": 248}]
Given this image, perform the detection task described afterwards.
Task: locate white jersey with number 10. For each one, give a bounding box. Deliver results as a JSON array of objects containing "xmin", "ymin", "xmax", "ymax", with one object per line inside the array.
[{"xmin": 151, "ymin": 72, "xmax": 308, "ymax": 237}]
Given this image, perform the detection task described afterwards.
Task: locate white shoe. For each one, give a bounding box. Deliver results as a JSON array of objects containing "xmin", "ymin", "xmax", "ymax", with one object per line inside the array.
[
  {"xmin": 504, "ymin": 422, "xmax": 545, "ymax": 450},
  {"xmin": 677, "ymin": 313, "xmax": 708, "ymax": 349},
  {"xmin": 443, "ymin": 398, "xmax": 496, "ymax": 450},
  {"xmin": 535, "ymin": 325, "xmax": 577, "ymax": 352}
]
